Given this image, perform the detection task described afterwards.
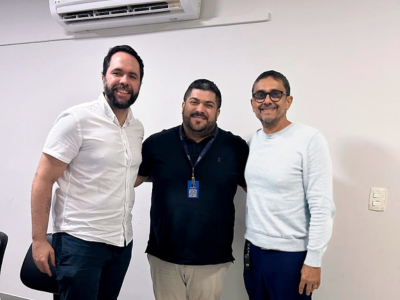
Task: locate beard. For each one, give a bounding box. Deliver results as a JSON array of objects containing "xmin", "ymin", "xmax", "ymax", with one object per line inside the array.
[
  {"xmin": 182, "ymin": 110, "xmax": 216, "ymax": 137},
  {"xmin": 257, "ymin": 104, "xmax": 281, "ymax": 128},
  {"xmin": 260, "ymin": 117, "xmax": 279, "ymax": 128},
  {"xmin": 103, "ymin": 80, "xmax": 139, "ymax": 109}
]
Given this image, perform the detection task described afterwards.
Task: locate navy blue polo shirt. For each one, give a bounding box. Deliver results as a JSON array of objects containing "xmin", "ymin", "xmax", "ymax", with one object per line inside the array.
[{"xmin": 139, "ymin": 125, "xmax": 249, "ymax": 265}]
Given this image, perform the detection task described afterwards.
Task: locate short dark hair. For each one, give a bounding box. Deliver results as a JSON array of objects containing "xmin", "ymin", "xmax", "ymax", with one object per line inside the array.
[
  {"xmin": 102, "ymin": 45, "xmax": 144, "ymax": 82},
  {"xmin": 183, "ymin": 79, "xmax": 222, "ymax": 109},
  {"xmin": 252, "ymin": 70, "xmax": 291, "ymax": 96}
]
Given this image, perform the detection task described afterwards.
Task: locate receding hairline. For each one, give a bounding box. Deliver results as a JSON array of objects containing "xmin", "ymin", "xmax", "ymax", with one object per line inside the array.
[{"xmin": 252, "ymin": 76, "xmax": 287, "ymax": 94}]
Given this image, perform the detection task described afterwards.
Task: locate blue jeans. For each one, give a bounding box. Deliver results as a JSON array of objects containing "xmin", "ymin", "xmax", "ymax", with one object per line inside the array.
[
  {"xmin": 52, "ymin": 233, "xmax": 132, "ymax": 300},
  {"xmin": 243, "ymin": 241, "xmax": 312, "ymax": 300}
]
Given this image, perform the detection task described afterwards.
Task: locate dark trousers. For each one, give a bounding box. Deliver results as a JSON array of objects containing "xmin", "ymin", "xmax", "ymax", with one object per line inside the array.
[
  {"xmin": 52, "ymin": 233, "xmax": 132, "ymax": 300},
  {"xmin": 243, "ymin": 241, "xmax": 312, "ymax": 300}
]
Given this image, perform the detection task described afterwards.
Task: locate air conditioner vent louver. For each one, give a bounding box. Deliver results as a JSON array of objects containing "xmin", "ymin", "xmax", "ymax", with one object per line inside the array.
[
  {"xmin": 60, "ymin": 2, "xmax": 181, "ymax": 23},
  {"xmin": 50, "ymin": 0, "xmax": 201, "ymax": 32}
]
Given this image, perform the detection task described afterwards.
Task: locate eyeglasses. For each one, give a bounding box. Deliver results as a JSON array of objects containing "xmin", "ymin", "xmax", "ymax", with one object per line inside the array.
[{"xmin": 252, "ymin": 90, "xmax": 287, "ymax": 103}]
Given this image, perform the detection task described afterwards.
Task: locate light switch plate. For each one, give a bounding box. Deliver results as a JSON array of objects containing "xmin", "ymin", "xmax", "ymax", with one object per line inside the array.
[{"xmin": 368, "ymin": 187, "xmax": 387, "ymax": 212}]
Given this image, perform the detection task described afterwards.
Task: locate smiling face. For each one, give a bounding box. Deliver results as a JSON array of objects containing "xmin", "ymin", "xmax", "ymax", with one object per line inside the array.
[
  {"xmin": 251, "ymin": 76, "xmax": 293, "ymax": 134},
  {"xmin": 182, "ymin": 88, "xmax": 220, "ymax": 142},
  {"xmin": 102, "ymin": 51, "xmax": 141, "ymax": 110}
]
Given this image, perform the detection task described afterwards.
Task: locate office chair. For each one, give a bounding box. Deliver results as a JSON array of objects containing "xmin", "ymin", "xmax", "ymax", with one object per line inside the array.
[
  {"xmin": 0, "ymin": 231, "xmax": 8, "ymax": 274},
  {"xmin": 20, "ymin": 234, "xmax": 60, "ymax": 300}
]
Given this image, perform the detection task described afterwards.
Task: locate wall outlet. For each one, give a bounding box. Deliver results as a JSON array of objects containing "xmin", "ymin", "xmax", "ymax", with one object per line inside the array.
[{"xmin": 368, "ymin": 187, "xmax": 387, "ymax": 212}]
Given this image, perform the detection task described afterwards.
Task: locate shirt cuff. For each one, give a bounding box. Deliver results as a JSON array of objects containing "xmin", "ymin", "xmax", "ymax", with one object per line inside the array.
[{"xmin": 304, "ymin": 249, "xmax": 323, "ymax": 267}]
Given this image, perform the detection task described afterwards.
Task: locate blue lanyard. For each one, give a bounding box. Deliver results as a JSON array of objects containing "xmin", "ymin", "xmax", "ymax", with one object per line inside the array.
[{"xmin": 179, "ymin": 125, "xmax": 219, "ymax": 182}]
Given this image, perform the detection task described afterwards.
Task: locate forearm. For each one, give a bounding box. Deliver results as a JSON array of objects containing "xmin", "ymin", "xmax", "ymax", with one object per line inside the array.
[
  {"xmin": 305, "ymin": 211, "xmax": 334, "ymax": 267},
  {"xmin": 305, "ymin": 170, "xmax": 335, "ymax": 266},
  {"xmin": 304, "ymin": 132, "xmax": 335, "ymax": 266},
  {"xmin": 31, "ymin": 175, "xmax": 53, "ymax": 242},
  {"xmin": 135, "ymin": 175, "xmax": 150, "ymax": 187},
  {"xmin": 31, "ymin": 153, "xmax": 68, "ymax": 241}
]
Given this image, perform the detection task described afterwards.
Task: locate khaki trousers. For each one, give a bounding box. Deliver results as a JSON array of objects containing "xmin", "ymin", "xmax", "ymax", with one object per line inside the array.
[{"xmin": 148, "ymin": 254, "xmax": 231, "ymax": 300}]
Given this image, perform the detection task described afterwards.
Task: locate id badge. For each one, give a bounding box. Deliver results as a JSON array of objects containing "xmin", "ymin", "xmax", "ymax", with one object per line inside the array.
[{"xmin": 187, "ymin": 181, "xmax": 199, "ymax": 198}]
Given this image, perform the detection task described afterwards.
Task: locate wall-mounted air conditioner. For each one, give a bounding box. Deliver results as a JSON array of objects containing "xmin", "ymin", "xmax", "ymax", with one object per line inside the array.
[{"xmin": 50, "ymin": 0, "xmax": 201, "ymax": 32}]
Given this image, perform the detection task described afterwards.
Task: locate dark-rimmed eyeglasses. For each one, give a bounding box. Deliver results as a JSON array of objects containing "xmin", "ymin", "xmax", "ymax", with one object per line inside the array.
[{"xmin": 252, "ymin": 90, "xmax": 287, "ymax": 103}]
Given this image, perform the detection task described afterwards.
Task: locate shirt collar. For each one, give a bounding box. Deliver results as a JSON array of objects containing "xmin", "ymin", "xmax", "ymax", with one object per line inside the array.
[{"xmin": 98, "ymin": 93, "xmax": 134, "ymax": 126}]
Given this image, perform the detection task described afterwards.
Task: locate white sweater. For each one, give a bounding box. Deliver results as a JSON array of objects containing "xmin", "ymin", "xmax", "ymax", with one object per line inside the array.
[{"xmin": 245, "ymin": 123, "xmax": 336, "ymax": 267}]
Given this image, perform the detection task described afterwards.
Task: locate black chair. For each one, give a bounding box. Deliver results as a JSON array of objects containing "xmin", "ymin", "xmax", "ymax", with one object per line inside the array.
[
  {"xmin": 0, "ymin": 231, "xmax": 8, "ymax": 274},
  {"xmin": 20, "ymin": 234, "xmax": 60, "ymax": 300}
]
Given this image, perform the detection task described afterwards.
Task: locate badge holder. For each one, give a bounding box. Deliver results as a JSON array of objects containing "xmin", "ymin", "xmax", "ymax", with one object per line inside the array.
[{"xmin": 188, "ymin": 180, "xmax": 199, "ymax": 198}]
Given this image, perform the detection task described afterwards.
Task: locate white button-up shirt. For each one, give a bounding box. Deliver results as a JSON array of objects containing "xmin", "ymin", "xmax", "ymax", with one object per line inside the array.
[{"xmin": 43, "ymin": 94, "xmax": 144, "ymax": 246}]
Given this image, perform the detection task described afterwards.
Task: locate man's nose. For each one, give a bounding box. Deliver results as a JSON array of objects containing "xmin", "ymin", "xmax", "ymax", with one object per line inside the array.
[
  {"xmin": 262, "ymin": 94, "xmax": 274, "ymax": 105},
  {"xmin": 195, "ymin": 103, "xmax": 206, "ymax": 112},
  {"xmin": 120, "ymin": 74, "xmax": 129, "ymax": 84}
]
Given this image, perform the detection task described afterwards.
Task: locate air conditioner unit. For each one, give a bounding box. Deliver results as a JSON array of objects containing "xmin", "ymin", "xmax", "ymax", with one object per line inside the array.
[{"xmin": 50, "ymin": 0, "xmax": 201, "ymax": 32}]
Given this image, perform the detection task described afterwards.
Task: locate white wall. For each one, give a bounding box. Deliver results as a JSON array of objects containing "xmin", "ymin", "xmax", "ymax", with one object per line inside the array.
[{"xmin": 0, "ymin": 0, "xmax": 399, "ymax": 299}]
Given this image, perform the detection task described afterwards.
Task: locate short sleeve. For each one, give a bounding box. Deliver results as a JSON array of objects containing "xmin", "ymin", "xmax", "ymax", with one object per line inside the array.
[
  {"xmin": 43, "ymin": 111, "xmax": 82, "ymax": 164},
  {"xmin": 237, "ymin": 138, "xmax": 249, "ymax": 188},
  {"xmin": 138, "ymin": 135, "xmax": 153, "ymax": 177}
]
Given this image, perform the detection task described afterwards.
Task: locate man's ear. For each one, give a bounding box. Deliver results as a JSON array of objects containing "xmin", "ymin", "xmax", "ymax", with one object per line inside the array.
[
  {"xmin": 216, "ymin": 108, "xmax": 221, "ymax": 119},
  {"xmin": 251, "ymin": 98, "xmax": 257, "ymax": 112},
  {"xmin": 286, "ymin": 95, "xmax": 293, "ymax": 110}
]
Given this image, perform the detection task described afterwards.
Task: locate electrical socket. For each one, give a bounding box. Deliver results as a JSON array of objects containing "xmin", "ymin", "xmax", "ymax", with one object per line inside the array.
[{"xmin": 368, "ymin": 187, "xmax": 387, "ymax": 212}]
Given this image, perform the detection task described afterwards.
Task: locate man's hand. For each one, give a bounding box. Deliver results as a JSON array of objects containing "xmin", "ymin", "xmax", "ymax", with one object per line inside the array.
[
  {"xmin": 299, "ymin": 264, "xmax": 321, "ymax": 296},
  {"xmin": 32, "ymin": 239, "xmax": 56, "ymax": 277},
  {"xmin": 135, "ymin": 175, "xmax": 149, "ymax": 187}
]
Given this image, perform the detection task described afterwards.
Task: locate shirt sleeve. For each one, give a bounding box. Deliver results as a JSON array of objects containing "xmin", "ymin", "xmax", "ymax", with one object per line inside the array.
[
  {"xmin": 43, "ymin": 111, "xmax": 82, "ymax": 164},
  {"xmin": 303, "ymin": 132, "xmax": 336, "ymax": 267},
  {"xmin": 138, "ymin": 135, "xmax": 153, "ymax": 177},
  {"xmin": 237, "ymin": 139, "xmax": 250, "ymax": 188}
]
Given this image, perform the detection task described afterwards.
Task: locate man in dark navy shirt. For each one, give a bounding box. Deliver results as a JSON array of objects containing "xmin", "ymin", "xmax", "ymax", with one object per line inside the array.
[{"xmin": 135, "ymin": 79, "xmax": 249, "ymax": 300}]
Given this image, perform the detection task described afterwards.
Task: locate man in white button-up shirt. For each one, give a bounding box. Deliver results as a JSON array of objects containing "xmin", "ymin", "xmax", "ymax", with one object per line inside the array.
[{"xmin": 31, "ymin": 45, "xmax": 144, "ymax": 300}]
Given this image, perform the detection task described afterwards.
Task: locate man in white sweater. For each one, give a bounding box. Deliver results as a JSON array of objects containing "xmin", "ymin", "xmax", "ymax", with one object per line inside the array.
[{"xmin": 244, "ymin": 70, "xmax": 336, "ymax": 300}]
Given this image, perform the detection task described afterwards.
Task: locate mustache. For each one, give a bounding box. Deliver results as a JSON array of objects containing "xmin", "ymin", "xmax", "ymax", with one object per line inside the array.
[
  {"xmin": 260, "ymin": 103, "xmax": 278, "ymax": 109},
  {"xmin": 111, "ymin": 84, "xmax": 133, "ymax": 94},
  {"xmin": 190, "ymin": 111, "xmax": 208, "ymax": 120}
]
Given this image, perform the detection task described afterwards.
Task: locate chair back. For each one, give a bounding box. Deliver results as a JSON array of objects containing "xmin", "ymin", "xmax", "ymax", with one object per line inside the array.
[
  {"xmin": 20, "ymin": 234, "xmax": 59, "ymax": 297},
  {"xmin": 0, "ymin": 231, "xmax": 8, "ymax": 274}
]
